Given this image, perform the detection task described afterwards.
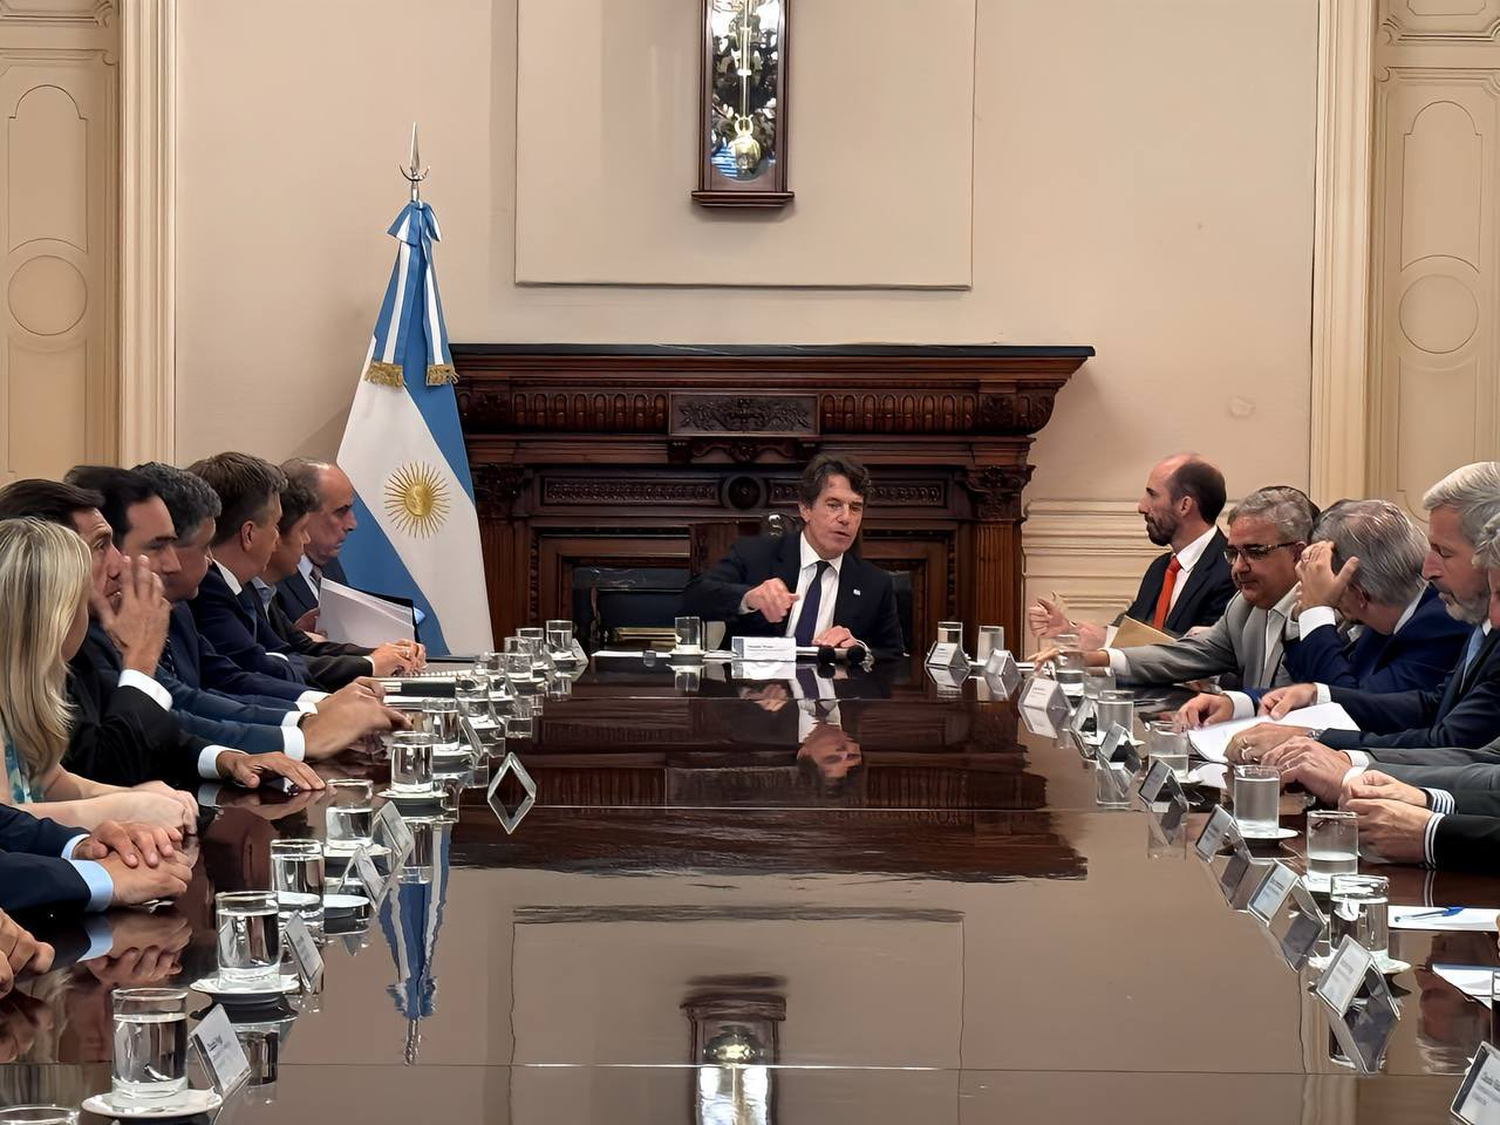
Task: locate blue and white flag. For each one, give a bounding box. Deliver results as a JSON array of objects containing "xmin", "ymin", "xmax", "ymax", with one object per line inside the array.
[{"xmin": 336, "ymin": 200, "xmax": 491, "ymax": 656}]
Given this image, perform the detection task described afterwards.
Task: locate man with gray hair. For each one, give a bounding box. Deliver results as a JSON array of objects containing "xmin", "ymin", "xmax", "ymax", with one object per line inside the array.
[
  {"xmin": 273, "ymin": 458, "xmax": 357, "ymax": 628},
  {"xmin": 1230, "ymin": 464, "xmax": 1500, "ymax": 788},
  {"xmin": 1048, "ymin": 486, "xmax": 1316, "ymax": 702}
]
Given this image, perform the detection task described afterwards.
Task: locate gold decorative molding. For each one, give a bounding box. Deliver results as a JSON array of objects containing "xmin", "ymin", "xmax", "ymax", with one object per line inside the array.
[
  {"xmin": 118, "ymin": 0, "xmax": 174, "ymax": 465},
  {"xmin": 1310, "ymin": 0, "xmax": 1377, "ymax": 505}
]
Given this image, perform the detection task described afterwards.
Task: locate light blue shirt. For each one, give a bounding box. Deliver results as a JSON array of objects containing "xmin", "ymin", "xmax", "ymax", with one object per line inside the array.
[{"xmin": 61, "ymin": 835, "xmax": 113, "ymax": 911}]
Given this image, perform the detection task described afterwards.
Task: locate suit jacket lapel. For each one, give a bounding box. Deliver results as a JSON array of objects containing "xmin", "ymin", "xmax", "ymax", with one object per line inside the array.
[
  {"xmin": 1458, "ymin": 627, "xmax": 1500, "ymax": 698},
  {"xmin": 774, "ymin": 534, "xmax": 802, "ymax": 597},
  {"xmin": 831, "ymin": 553, "xmax": 857, "ymax": 631}
]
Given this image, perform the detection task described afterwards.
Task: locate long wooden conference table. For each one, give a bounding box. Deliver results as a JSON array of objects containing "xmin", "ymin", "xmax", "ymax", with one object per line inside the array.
[{"xmin": 1, "ymin": 656, "xmax": 1493, "ymax": 1123}]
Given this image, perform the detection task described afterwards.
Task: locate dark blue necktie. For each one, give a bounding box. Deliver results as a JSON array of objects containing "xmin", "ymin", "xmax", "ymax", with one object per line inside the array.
[
  {"xmin": 158, "ymin": 639, "xmax": 178, "ymax": 676},
  {"xmin": 795, "ymin": 561, "xmax": 832, "ymax": 646}
]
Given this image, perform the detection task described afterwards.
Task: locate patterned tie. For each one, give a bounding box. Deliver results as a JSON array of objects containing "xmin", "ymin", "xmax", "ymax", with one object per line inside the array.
[
  {"xmin": 158, "ymin": 640, "xmax": 178, "ymax": 677},
  {"xmin": 1151, "ymin": 556, "xmax": 1182, "ymax": 630},
  {"xmin": 795, "ymin": 561, "xmax": 832, "ymax": 646}
]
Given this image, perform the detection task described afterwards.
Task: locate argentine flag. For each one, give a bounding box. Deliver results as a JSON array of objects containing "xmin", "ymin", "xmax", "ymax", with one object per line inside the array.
[{"xmin": 335, "ymin": 199, "xmax": 492, "ymax": 656}]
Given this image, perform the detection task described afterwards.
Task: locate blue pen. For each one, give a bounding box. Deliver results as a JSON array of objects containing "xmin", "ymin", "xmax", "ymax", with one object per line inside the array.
[{"xmin": 1402, "ymin": 906, "xmax": 1464, "ymax": 919}]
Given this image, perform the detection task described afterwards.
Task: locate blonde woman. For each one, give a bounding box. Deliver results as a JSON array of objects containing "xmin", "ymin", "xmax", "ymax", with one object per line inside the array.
[{"xmin": 0, "ymin": 518, "xmax": 195, "ymax": 833}]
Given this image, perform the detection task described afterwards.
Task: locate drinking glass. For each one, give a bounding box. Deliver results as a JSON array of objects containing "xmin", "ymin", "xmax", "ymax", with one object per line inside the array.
[
  {"xmin": 0, "ymin": 1110, "xmax": 79, "ymax": 1125},
  {"xmin": 545, "ymin": 619, "xmax": 578, "ymax": 665},
  {"xmin": 270, "ymin": 839, "xmax": 325, "ymax": 925},
  {"xmin": 474, "ymin": 650, "xmax": 504, "ymax": 675},
  {"xmin": 675, "ymin": 666, "xmax": 702, "ymax": 693},
  {"xmin": 504, "ymin": 649, "xmax": 537, "ymax": 687},
  {"xmin": 975, "ymin": 625, "xmax": 1004, "ymax": 665},
  {"xmin": 390, "ymin": 731, "xmax": 436, "ymax": 794},
  {"xmin": 1055, "ymin": 633, "xmax": 1085, "ymax": 696},
  {"xmin": 517, "ymin": 634, "xmax": 552, "ymax": 677},
  {"xmin": 936, "ymin": 621, "xmax": 964, "ymax": 648},
  {"xmin": 674, "ymin": 616, "xmax": 704, "ymax": 656},
  {"xmin": 214, "ymin": 891, "xmax": 282, "ymax": 988},
  {"xmin": 453, "ymin": 674, "xmax": 491, "ymax": 718},
  {"xmin": 1305, "ymin": 810, "xmax": 1359, "ymax": 891},
  {"xmin": 1095, "ymin": 689, "xmax": 1134, "ymax": 740},
  {"xmin": 324, "ymin": 778, "xmax": 374, "ymax": 850},
  {"xmin": 1082, "ymin": 667, "xmax": 1116, "ymax": 701},
  {"xmin": 1330, "ymin": 873, "xmax": 1390, "ymax": 963},
  {"xmin": 1095, "ymin": 762, "xmax": 1132, "ymax": 809},
  {"xmin": 422, "ymin": 698, "xmax": 461, "ymax": 751},
  {"xmin": 1232, "ymin": 764, "xmax": 1282, "ymax": 836},
  {"xmin": 1146, "ymin": 720, "xmax": 1190, "ymax": 781},
  {"xmin": 111, "ymin": 988, "xmax": 189, "ymax": 1102}
]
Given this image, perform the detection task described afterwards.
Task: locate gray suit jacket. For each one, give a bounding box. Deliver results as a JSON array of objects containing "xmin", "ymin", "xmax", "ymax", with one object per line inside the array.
[
  {"xmin": 1116, "ymin": 593, "xmax": 1291, "ymax": 690},
  {"xmin": 1363, "ymin": 739, "xmax": 1500, "ymax": 773},
  {"xmin": 1373, "ymin": 758, "xmax": 1500, "ymax": 789}
]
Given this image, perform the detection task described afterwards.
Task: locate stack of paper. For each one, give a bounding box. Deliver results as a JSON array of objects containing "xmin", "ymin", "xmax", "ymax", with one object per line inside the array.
[
  {"xmin": 319, "ymin": 579, "xmax": 415, "ymax": 647},
  {"xmin": 1186, "ymin": 702, "xmax": 1359, "ymax": 762},
  {"xmin": 1389, "ymin": 907, "xmax": 1500, "ymax": 932}
]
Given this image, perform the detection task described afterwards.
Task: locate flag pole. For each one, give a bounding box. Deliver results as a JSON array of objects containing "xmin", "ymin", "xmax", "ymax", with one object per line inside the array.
[{"xmin": 400, "ymin": 122, "xmax": 428, "ymax": 203}]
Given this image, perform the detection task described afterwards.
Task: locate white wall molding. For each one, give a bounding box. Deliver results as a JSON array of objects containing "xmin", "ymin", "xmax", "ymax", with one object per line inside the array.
[
  {"xmin": 1022, "ymin": 500, "xmax": 1160, "ymax": 620},
  {"xmin": 1309, "ymin": 0, "xmax": 1377, "ymax": 505},
  {"xmin": 118, "ymin": 0, "xmax": 174, "ymax": 465}
]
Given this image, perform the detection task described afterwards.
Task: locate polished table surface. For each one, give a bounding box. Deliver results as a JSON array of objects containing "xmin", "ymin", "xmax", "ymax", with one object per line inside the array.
[{"xmin": 3, "ymin": 657, "xmax": 1495, "ymax": 1122}]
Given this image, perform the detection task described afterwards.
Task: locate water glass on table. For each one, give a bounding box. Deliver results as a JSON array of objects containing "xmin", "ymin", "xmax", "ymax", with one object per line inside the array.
[
  {"xmin": 1232, "ymin": 764, "xmax": 1282, "ymax": 836},
  {"xmin": 1330, "ymin": 873, "xmax": 1390, "ymax": 965},
  {"xmin": 1095, "ymin": 689, "xmax": 1135, "ymax": 739},
  {"xmin": 1146, "ymin": 720, "xmax": 1190, "ymax": 781},
  {"xmin": 1305, "ymin": 809, "xmax": 1359, "ymax": 891},
  {"xmin": 215, "ymin": 891, "xmax": 282, "ymax": 988},
  {"xmin": 546, "ymin": 619, "xmax": 578, "ymax": 665},
  {"xmin": 674, "ymin": 615, "xmax": 704, "ymax": 656},
  {"xmin": 270, "ymin": 838, "xmax": 325, "ymax": 926},
  {"xmin": 975, "ymin": 625, "xmax": 1004, "ymax": 665},
  {"xmin": 1082, "ymin": 667, "xmax": 1116, "ymax": 702},
  {"xmin": 421, "ymin": 699, "xmax": 461, "ymax": 752},
  {"xmin": 390, "ymin": 731, "xmax": 436, "ymax": 794},
  {"xmin": 110, "ymin": 988, "xmax": 189, "ymax": 1103},
  {"xmin": 0, "ymin": 1109, "xmax": 78, "ymax": 1125},
  {"xmin": 325, "ymin": 778, "xmax": 375, "ymax": 849},
  {"xmin": 1054, "ymin": 633, "xmax": 1085, "ymax": 696}
]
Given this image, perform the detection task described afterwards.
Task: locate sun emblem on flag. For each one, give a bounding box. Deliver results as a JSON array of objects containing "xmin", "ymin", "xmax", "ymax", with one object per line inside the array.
[{"xmin": 384, "ymin": 461, "xmax": 451, "ymax": 538}]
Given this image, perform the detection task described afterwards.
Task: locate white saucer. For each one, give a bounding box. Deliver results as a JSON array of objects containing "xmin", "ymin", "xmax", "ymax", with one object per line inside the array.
[
  {"xmin": 82, "ymin": 1087, "xmax": 223, "ymax": 1119},
  {"xmin": 190, "ymin": 972, "xmax": 298, "ymax": 1001},
  {"xmin": 1239, "ymin": 825, "xmax": 1298, "ymax": 841},
  {"xmin": 323, "ymin": 841, "xmax": 390, "ymax": 859},
  {"xmin": 377, "ymin": 787, "xmax": 444, "ymax": 802},
  {"xmin": 323, "ymin": 893, "xmax": 372, "ymax": 913}
]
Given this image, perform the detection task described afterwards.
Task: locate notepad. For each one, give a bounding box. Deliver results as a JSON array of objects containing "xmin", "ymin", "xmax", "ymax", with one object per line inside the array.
[
  {"xmin": 319, "ymin": 579, "xmax": 415, "ymax": 646},
  {"xmin": 1389, "ymin": 907, "xmax": 1500, "ymax": 933},
  {"xmin": 1186, "ymin": 702, "xmax": 1359, "ymax": 762}
]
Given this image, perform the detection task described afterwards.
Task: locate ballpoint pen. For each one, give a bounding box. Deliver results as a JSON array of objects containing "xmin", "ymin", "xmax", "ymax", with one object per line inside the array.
[{"xmin": 1401, "ymin": 906, "xmax": 1465, "ymax": 919}]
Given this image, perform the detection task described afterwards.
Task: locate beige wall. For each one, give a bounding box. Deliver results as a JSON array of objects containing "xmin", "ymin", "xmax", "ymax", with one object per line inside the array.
[{"xmin": 173, "ymin": 0, "xmax": 1320, "ymax": 616}]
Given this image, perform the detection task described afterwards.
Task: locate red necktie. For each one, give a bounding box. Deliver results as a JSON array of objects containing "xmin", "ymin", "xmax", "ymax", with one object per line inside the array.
[{"xmin": 1151, "ymin": 556, "xmax": 1181, "ymax": 630}]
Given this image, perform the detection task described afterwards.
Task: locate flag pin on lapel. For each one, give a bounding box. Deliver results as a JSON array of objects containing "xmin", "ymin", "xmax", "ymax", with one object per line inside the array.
[{"xmin": 853, "ymin": 588, "xmax": 862, "ymax": 596}]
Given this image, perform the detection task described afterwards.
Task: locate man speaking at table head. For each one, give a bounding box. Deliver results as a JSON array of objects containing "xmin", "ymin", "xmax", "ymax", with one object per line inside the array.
[{"xmin": 681, "ymin": 453, "xmax": 905, "ymax": 658}]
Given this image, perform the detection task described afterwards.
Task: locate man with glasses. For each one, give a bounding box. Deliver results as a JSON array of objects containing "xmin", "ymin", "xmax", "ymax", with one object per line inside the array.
[{"xmin": 1039, "ymin": 486, "xmax": 1316, "ymax": 699}]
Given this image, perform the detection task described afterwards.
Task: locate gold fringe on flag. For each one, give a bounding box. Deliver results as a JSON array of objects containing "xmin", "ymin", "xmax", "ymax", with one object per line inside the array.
[
  {"xmin": 426, "ymin": 363, "xmax": 458, "ymax": 386},
  {"xmin": 364, "ymin": 361, "xmax": 404, "ymax": 387}
]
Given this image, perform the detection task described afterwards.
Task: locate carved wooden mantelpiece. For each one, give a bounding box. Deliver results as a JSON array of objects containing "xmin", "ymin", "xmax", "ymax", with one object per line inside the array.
[{"xmin": 454, "ymin": 344, "xmax": 1092, "ymax": 647}]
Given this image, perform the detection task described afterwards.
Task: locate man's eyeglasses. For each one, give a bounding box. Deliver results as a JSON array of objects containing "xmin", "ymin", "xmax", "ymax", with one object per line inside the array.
[{"xmin": 1222, "ymin": 542, "xmax": 1299, "ymax": 564}]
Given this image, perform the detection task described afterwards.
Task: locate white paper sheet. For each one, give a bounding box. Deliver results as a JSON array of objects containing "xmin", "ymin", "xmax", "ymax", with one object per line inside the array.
[
  {"xmin": 319, "ymin": 578, "xmax": 415, "ymax": 646},
  {"xmin": 1186, "ymin": 703, "xmax": 1360, "ymax": 762},
  {"xmin": 1389, "ymin": 907, "xmax": 1500, "ymax": 932},
  {"xmin": 1433, "ymin": 964, "xmax": 1499, "ymax": 1008}
]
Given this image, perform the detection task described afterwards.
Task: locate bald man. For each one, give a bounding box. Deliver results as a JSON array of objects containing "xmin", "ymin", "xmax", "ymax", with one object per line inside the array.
[{"xmin": 1029, "ymin": 454, "xmax": 1235, "ymax": 648}]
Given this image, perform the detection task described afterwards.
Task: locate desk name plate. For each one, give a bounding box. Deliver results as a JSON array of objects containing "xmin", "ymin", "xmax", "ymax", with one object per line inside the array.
[
  {"xmin": 1247, "ymin": 861, "xmax": 1300, "ymax": 925},
  {"xmin": 983, "ymin": 649, "xmax": 1022, "ymax": 697},
  {"xmin": 733, "ymin": 636, "xmax": 797, "ymax": 662},
  {"xmin": 1218, "ymin": 846, "xmax": 1261, "ymax": 905},
  {"xmin": 1453, "ymin": 1042, "xmax": 1500, "ymax": 1124},
  {"xmin": 1098, "ymin": 724, "xmax": 1141, "ymax": 773},
  {"xmin": 1279, "ymin": 882, "xmax": 1327, "ymax": 970},
  {"xmin": 341, "ymin": 846, "xmax": 388, "ymax": 906},
  {"xmin": 926, "ymin": 642, "xmax": 970, "ymax": 676},
  {"xmin": 1020, "ymin": 677, "xmax": 1072, "ymax": 733},
  {"xmin": 1138, "ymin": 760, "xmax": 1171, "ymax": 805},
  {"xmin": 1316, "ymin": 934, "xmax": 1376, "ymax": 1016},
  {"xmin": 375, "ymin": 801, "xmax": 415, "ymax": 863},
  {"xmin": 191, "ymin": 1004, "xmax": 251, "ymax": 1098},
  {"xmin": 283, "ymin": 913, "xmax": 325, "ymax": 992},
  {"xmin": 1194, "ymin": 805, "xmax": 1242, "ymax": 861}
]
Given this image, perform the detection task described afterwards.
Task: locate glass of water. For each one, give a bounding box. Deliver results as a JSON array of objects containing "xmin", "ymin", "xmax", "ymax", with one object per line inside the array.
[
  {"xmin": 1305, "ymin": 809, "xmax": 1359, "ymax": 891},
  {"xmin": 1330, "ymin": 873, "xmax": 1390, "ymax": 964},
  {"xmin": 1232, "ymin": 764, "xmax": 1282, "ymax": 837},
  {"xmin": 506, "ymin": 695, "xmax": 536, "ymax": 739},
  {"xmin": 214, "ymin": 891, "xmax": 282, "ymax": 989},
  {"xmin": 0, "ymin": 1110, "xmax": 79, "ymax": 1125},
  {"xmin": 975, "ymin": 625, "xmax": 1004, "ymax": 665},
  {"xmin": 1082, "ymin": 667, "xmax": 1117, "ymax": 701},
  {"xmin": 504, "ymin": 649, "xmax": 537, "ymax": 688},
  {"xmin": 453, "ymin": 674, "xmax": 491, "ymax": 718},
  {"xmin": 1095, "ymin": 762, "xmax": 1133, "ymax": 809},
  {"xmin": 421, "ymin": 699, "xmax": 461, "ymax": 752},
  {"xmin": 270, "ymin": 839, "xmax": 325, "ymax": 926},
  {"xmin": 1096, "ymin": 689, "xmax": 1134, "ymax": 739},
  {"xmin": 545, "ymin": 619, "xmax": 577, "ymax": 665},
  {"xmin": 391, "ymin": 730, "xmax": 436, "ymax": 795},
  {"xmin": 1054, "ymin": 633, "xmax": 1085, "ymax": 695},
  {"xmin": 517, "ymin": 628, "xmax": 553, "ymax": 675},
  {"xmin": 324, "ymin": 778, "xmax": 374, "ymax": 850},
  {"xmin": 111, "ymin": 988, "xmax": 189, "ymax": 1103},
  {"xmin": 674, "ymin": 615, "xmax": 704, "ymax": 656},
  {"xmin": 936, "ymin": 620, "xmax": 964, "ymax": 648},
  {"xmin": 1147, "ymin": 720, "xmax": 1190, "ymax": 781}
]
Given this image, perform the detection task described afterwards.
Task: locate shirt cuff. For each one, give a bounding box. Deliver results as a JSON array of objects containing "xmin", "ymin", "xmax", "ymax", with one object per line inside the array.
[
  {"xmin": 738, "ymin": 594, "xmax": 753, "ymax": 615},
  {"xmin": 81, "ymin": 914, "xmax": 114, "ymax": 961},
  {"xmin": 1104, "ymin": 648, "xmax": 1130, "ymax": 678},
  {"xmin": 364, "ymin": 657, "xmax": 376, "ymax": 673},
  {"xmin": 1425, "ymin": 788, "xmax": 1456, "ymax": 814},
  {"xmin": 196, "ymin": 783, "xmax": 224, "ymax": 807},
  {"xmin": 281, "ymin": 729, "xmax": 306, "ymax": 760},
  {"xmin": 1341, "ymin": 765, "xmax": 1366, "ymax": 788},
  {"xmin": 1315, "ymin": 683, "xmax": 1332, "ymax": 705},
  {"xmin": 1225, "ymin": 692, "xmax": 1254, "ymax": 720},
  {"xmin": 66, "ymin": 859, "xmax": 113, "ymax": 911},
  {"xmin": 117, "ymin": 669, "xmax": 172, "ymax": 712},
  {"xmin": 1299, "ymin": 606, "xmax": 1339, "ymax": 635},
  {"xmin": 198, "ymin": 746, "xmax": 235, "ymax": 780},
  {"xmin": 296, "ymin": 691, "xmax": 327, "ymax": 708},
  {"xmin": 280, "ymin": 710, "xmax": 304, "ymax": 728},
  {"xmin": 1344, "ymin": 749, "xmax": 1370, "ymax": 769},
  {"xmin": 1424, "ymin": 811, "xmax": 1445, "ymax": 867}
]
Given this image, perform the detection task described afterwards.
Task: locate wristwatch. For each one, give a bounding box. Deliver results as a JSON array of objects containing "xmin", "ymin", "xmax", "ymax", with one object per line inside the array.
[{"xmin": 1304, "ymin": 727, "xmax": 1326, "ymax": 741}]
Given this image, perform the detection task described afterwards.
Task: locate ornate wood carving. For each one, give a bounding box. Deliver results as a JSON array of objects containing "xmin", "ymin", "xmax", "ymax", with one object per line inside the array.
[{"xmin": 456, "ymin": 344, "xmax": 1089, "ymax": 644}]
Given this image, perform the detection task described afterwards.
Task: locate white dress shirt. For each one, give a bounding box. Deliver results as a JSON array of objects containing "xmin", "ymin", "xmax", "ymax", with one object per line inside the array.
[
  {"xmin": 1166, "ymin": 524, "xmax": 1219, "ymax": 615},
  {"xmin": 782, "ymin": 534, "xmax": 843, "ymax": 642}
]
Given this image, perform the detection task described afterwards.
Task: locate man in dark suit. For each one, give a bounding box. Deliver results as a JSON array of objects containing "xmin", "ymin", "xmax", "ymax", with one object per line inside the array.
[
  {"xmin": 274, "ymin": 458, "xmax": 357, "ymax": 628},
  {"xmin": 680, "ymin": 453, "xmax": 905, "ymax": 658},
  {"xmin": 1232, "ymin": 464, "xmax": 1500, "ymax": 773},
  {"xmin": 1028, "ymin": 454, "xmax": 1235, "ymax": 647},
  {"xmin": 0, "ymin": 478, "xmax": 324, "ymax": 794}
]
